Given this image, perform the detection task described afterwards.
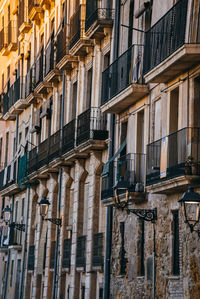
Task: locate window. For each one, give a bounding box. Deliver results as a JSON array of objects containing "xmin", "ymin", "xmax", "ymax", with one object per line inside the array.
[
  {"xmin": 81, "ymin": 285, "xmax": 85, "ymax": 299},
  {"xmin": 19, "ymin": 132, "xmax": 22, "ymax": 145},
  {"xmin": 103, "ymin": 52, "xmax": 110, "ymax": 70},
  {"xmin": 137, "ymin": 219, "xmax": 145, "ymax": 276},
  {"xmin": 0, "ymin": 137, "xmax": 2, "ymax": 165},
  {"xmin": 71, "ymin": 82, "xmax": 77, "ymax": 121},
  {"xmin": 10, "ymin": 260, "xmax": 14, "ymax": 287},
  {"xmin": 172, "ymin": 210, "xmax": 180, "ymax": 275},
  {"xmin": 85, "ymin": 68, "xmax": 93, "ymax": 109},
  {"xmin": 5, "ymin": 132, "xmax": 9, "ymax": 166},
  {"xmin": 21, "ymin": 198, "xmax": 25, "ymax": 218},
  {"xmin": 120, "ymin": 222, "xmax": 127, "ymax": 275},
  {"xmin": 15, "ymin": 201, "xmax": 18, "ymax": 222}
]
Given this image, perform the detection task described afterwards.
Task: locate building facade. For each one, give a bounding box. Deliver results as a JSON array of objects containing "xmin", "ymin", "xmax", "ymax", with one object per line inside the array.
[{"xmin": 0, "ymin": 0, "xmax": 199, "ymax": 299}]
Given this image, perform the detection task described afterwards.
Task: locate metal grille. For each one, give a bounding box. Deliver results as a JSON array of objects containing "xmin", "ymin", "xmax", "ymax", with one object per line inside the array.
[
  {"xmin": 62, "ymin": 239, "xmax": 71, "ymax": 269},
  {"xmin": 144, "ymin": 0, "xmax": 188, "ymax": 74},
  {"xmin": 85, "ymin": 0, "xmax": 114, "ymax": 32},
  {"xmin": 49, "ymin": 130, "xmax": 60, "ymax": 161},
  {"xmin": 69, "ymin": 6, "xmax": 81, "ymax": 49},
  {"xmin": 62, "ymin": 119, "xmax": 76, "ymax": 153},
  {"xmin": 76, "ymin": 236, "xmax": 86, "ymax": 268},
  {"xmin": 76, "ymin": 107, "xmax": 108, "ymax": 146},
  {"xmin": 146, "ymin": 127, "xmax": 200, "ymax": 185},
  {"xmin": 56, "ymin": 24, "xmax": 67, "ymax": 64},
  {"xmin": 38, "ymin": 138, "xmax": 49, "ymax": 169},
  {"xmin": 27, "ymin": 147, "xmax": 38, "ymax": 174},
  {"xmin": 3, "ymin": 77, "xmax": 21, "ymax": 115},
  {"xmin": 101, "ymin": 45, "xmax": 144, "ymax": 105},
  {"xmin": 92, "ymin": 233, "xmax": 104, "ymax": 267}
]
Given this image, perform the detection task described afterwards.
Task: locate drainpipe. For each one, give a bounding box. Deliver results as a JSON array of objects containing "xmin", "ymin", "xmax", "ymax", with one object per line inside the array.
[
  {"xmin": 103, "ymin": 1, "xmax": 120, "ymax": 298},
  {"xmin": 52, "ymin": 2, "xmax": 66, "ymax": 297},
  {"xmin": 3, "ymin": 195, "xmax": 14, "ymax": 299},
  {"xmin": 19, "ymin": 185, "xmax": 30, "ymax": 299}
]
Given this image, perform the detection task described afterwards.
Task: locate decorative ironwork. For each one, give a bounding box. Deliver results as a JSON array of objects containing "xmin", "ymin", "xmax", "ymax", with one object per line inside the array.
[
  {"xmin": 10, "ymin": 223, "xmax": 25, "ymax": 232},
  {"xmin": 76, "ymin": 236, "xmax": 86, "ymax": 268},
  {"xmin": 144, "ymin": 0, "xmax": 189, "ymax": 75},
  {"xmin": 45, "ymin": 218, "xmax": 62, "ymax": 227},
  {"xmin": 127, "ymin": 208, "xmax": 157, "ymax": 223},
  {"xmin": 3, "ymin": 77, "xmax": 22, "ymax": 115},
  {"xmin": 101, "ymin": 44, "xmax": 144, "ymax": 106}
]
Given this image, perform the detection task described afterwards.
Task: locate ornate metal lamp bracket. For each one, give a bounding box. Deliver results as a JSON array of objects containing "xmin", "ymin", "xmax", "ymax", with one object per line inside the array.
[
  {"xmin": 46, "ymin": 218, "xmax": 62, "ymax": 227},
  {"xmin": 127, "ymin": 208, "xmax": 157, "ymax": 223}
]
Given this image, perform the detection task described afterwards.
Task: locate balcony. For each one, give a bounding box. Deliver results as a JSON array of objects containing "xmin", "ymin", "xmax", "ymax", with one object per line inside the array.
[
  {"xmin": 101, "ymin": 45, "xmax": 148, "ymax": 114},
  {"xmin": 92, "ymin": 233, "xmax": 104, "ymax": 270},
  {"xmin": 18, "ymin": 1, "xmax": 32, "ymax": 34},
  {"xmin": 101, "ymin": 153, "xmax": 146, "ymax": 205},
  {"xmin": 76, "ymin": 236, "xmax": 86, "ymax": 270},
  {"xmin": 27, "ymin": 147, "xmax": 38, "ymax": 174},
  {"xmin": 0, "ymin": 161, "xmax": 20, "ymax": 196},
  {"xmin": 69, "ymin": 5, "xmax": 93, "ymax": 56},
  {"xmin": 56, "ymin": 23, "xmax": 79, "ymax": 71},
  {"xmin": 62, "ymin": 119, "xmax": 76, "ymax": 155},
  {"xmin": 3, "ymin": 77, "xmax": 29, "ymax": 120},
  {"xmin": 8, "ymin": 21, "xmax": 17, "ymax": 51},
  {"xmin": 35, "ymin": 48, "xmax": 52, "ymax": 94},
  {"xmin": 85, "ymin": 1, "xmax": 114, "ymax": 39},
  {"xmin": 144, "ymin": 0, "xmax": 200, "ymax": 83},
  {"xmin": 28, "ymin": 0, "xmax": 43, "ymax": 23},
  {"xmin": 44, "ymin": 34, "xmax": 61, "ymax": 83},
  {"xmin": 9, "ymin": 223, "xmax": 23, "ymax": 250},
  {"xmin": 76, "ymin": 107, "xmax": 108, "ymax": 149},
  {"xmin": 0, "ymin": 27, "xmax": 8, "ymax": 55},
  {"xmin": 146, "ymin": 127, "xmax": 200, "ymax": 194},
  {"xmin": 25, "ymin": 66, "xmax": 35, "ymax": 102}
]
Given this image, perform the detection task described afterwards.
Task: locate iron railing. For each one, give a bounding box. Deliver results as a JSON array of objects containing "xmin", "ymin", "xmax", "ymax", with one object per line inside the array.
[
  {"xmin": 62, "ymin": 238, "xmax": 71, "ymax": 269},
  {"xmin": 144, "ymin": 0, "xmax": 192, "ymax": 74},
  {"xmin": 0, "ymin": 27, "xmax": 8, "ymax": 51},
  {"xmin": 76, "ymin": 107, "xmax": 108, "ymax": 146},
  {"xmin": 49, "ymin": 130, "xmax": 60, "ymax": 161},
  {"xmin": 38, "ymin": 138, "xmax": 49, "ymax": 169},
  {"xmin": 76, "ymin": 236, "xmax": 86, "ymax": 268},
  {"xmin": 56, "ymin": 23, "xmax": 67, "ymax": 64},
  {"xmin": 101, "ymin": 44, "xmax": 144, "ymax": 105},
  {"xmin": 3, "ymin": 77, "xmax": 22, "ymax": 115},
  {"xmin": 146, "ymin": 127, "xmax": 200, "ymax": 185},
  {"xmin": 69, "ymin": 6, "xmax": 81, "ymax": 49},
  {"xmin": 9, "ymin": 223, "xmax": 22, "ymax": 246},
  {"xmin": 62, "ymin": 119, "xmax": 76, "ymax": 153},
  {"xmin": 27, "ymin": 147, "xmax": 38, "ymax": 174},
  {"xmin": 8, "ymin": 20, "xmax": 17, "ymax": 46},
  {"xmin": 45, "ymin": 34, "xmax": 54, "ymax": 76},
  {"xmin": 85, "ymin": 0, "xmax": 114, "ymax": 32},
  {"xmin": 92, "ymin": 233, "xmax": 104, "ymax": 267},
  {"xmin": 35, "ymin": 48, "xmax": 44, "ymax": 86},
  {"xmin": 25, "ymin": 66, "xmax": 34, "ymax": 98},
  {"xmin": 28, "ymin": 0, "xmax": 37, "ymax": 16},
  {"xmin": 101, "ymin": 153, "xmax": 146, "ymax": 200}
]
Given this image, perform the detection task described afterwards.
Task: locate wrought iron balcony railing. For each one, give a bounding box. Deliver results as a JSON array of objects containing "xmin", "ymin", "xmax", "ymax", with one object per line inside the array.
[
  {"xmin": 45, "ymin": 34, "xmax": 54, "ymax": 76},
  {"xmin": 27, "ymin": 147, "xmax": 38, "ymax": 174},
  {"xmin": 101, "ymin": 45, "xmax": 144, "ymax": 106},
  {"xmin": 76, "ymin": 107, "xmax": 108, "ymax": 146},
  {"xmin": 3, "ymin": 77, "xmax": 22, "ymax": 115},
  {"xmin": 69, "ymin": 6, "xmax": 81, "ymax": 49},
  {"xmin": 62, "ymin": 238, "xmax": 71, "ymax": 269},
  {"xmin": 8, "ymin": 20, "xmax": 17, "ymax": 46},
  {"xmin": 9, "ymin": 223, "xmax": 22, "ymax": 246},
  {"xmin": 56, "ymin": 23, "xmax": 67, "ymax": 65},
  {"xmin": 101, "ymin": 153, "xmax": 146, "ymax": 200},
  {"xmin": 62, "ymin": 119, "xmax": 76, "ymax": 153},
  {"xmin": 143, "ymin": 0, "xmax": 194, "ymax": 75},
  {"xmin": 49, "ymin": 130, "xmax": 60, "ymax": 161},
  {"xmin": 85, "ymin": 0, "xmax": 114, "ymax": 32},
  {"xmin": 146, "ymin": 127, "xmax": 200, "ymax": 186},
  {"xmin": 18, "ymin": 0, "xmax": 30, "ymax": 28},
  {"xmin": 0, "ymin": 161, "xmax": 17, "ymax": 191},
  {"xmin": 92, "ymin": 233, "xmax": 104, "ymax": 267},
  {"xmin": 25, "ymin": 66, "xmax": 34, "ymax": 98},
  {"xmin": 35, "ymin": 48, "xmax": 44, "ymax": 86},
  {"xmin": 0, "ymin": 27, "xmax": 8, "ymax": 51},
  {"xmin": 76, "ymin": 236, "xmax": 86, "ymax": 268}
]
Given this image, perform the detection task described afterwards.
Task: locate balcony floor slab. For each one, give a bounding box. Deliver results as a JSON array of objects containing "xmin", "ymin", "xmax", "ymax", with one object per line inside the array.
[
  {"xmin": 101, "ymin": 83, "xmax": 149, "ymax": 114},
  {"xmin": 144, "ymin": 44, "xmax": 200, "ymax": 83},
  {"xmin": 146, "ymin": 175, "xmax": 200, "ymax": 194}
]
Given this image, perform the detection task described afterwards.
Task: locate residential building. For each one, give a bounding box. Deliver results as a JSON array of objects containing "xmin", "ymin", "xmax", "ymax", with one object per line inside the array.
[{"xmin": 0, "ymin": 0, "xmax": 199, "ymax": 299}]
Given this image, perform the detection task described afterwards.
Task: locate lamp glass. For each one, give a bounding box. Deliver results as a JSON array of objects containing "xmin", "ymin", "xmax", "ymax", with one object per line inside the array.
[{"xmin": 38, "ymin": 197, "xmax": 50, "ymax": 218}]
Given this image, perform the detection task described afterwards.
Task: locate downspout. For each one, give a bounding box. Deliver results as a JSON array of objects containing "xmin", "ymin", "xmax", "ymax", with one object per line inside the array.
[
  {"xmin": 52, "ymin": 2, "xmax": 66, "ymax": 297},
  {"xmin": 19, "ymin": 185, "xmax": 30, "ymax": 299},
  {"xmin": 103, "ymin": 1, "xmax": 120, "ymax": 298},
  {"xmin": 3, "ymin": 195, "xmax": 14, "ymax": 299}
]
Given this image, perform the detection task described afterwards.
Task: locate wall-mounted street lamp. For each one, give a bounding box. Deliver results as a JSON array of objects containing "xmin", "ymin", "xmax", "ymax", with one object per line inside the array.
[
  {"xmin": 113, "ymin": 178, "xmax": 157, "ymax": 223},
  {"xmin": 38, "ymin": 197, "xmax": 62, "ymax": 227},
  {"xmin": 178, "ymin": 187, "xmax": 200, "ymax": 236},
  {"xmin": 2, "ymin": 205, "xmax": 25, "ymax": 231}
]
